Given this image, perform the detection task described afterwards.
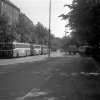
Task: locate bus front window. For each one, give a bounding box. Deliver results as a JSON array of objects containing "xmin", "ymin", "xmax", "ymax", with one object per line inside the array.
[
  {"xmin": 0, "ymin": 44, "xmax": 3, "ymax": 50},
  {"xmin": 2, "ymin": 44, "xmax": 13, "ymax": 50}
]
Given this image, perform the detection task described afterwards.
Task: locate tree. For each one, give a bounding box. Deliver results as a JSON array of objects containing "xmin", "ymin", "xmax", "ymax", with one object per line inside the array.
[
  {"xmin": 35, "ymin": 22, "xmax": 49, "ymax": 45},
  {"xmin": 59, "ymin": 0, "xmax": 100, "ymax": 50},
  {"xmin": 16, "ymin": 16, "xmax": 36, "ymax": 43},
  {"xmin": 0, "ymin": 14, "xmax": 17, "ymax": 42},
  {"xmin": 0, "ymin": 13, "xmax": 60, "ymax": 49}
]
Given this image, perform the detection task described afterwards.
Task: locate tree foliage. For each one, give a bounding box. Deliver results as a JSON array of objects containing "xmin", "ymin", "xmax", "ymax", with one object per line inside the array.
[
  {"xmin": 35, "ymin": 22, "xmax": 48, "ymax": 45},
  {"xmin": 16, "ymin": 16, "xmax": 36, "ymax": 43},
  {"xmin": 60, "ymin": 0, "xmax": 100, "ymax": 50},
  {"xmin": 0, "ymin": 14, "xmax": 17, "ymax": 42},
  {"xmin": 0, "ymin": 14, "xmax": 60, "ymax": 51}
]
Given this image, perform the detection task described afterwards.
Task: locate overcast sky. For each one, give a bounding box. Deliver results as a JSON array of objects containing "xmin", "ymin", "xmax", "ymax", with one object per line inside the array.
[{"xmin": 10, "ymin": 0, "xmax": 72, "ymax": 38}]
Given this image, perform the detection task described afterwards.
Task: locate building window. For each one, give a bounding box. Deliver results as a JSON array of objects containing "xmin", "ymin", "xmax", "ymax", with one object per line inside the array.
[
  {"xmin": 1, "ymin": 2, "xmax": 4, "ymax": 7},
  {"xmin": 16, "ymin": 17, "xmax": 18, "ymax": 21},
  {"xmin": 16, "ymin": 10, "xmax": 17, "ymax": 14},
  {"xmin": 10, "ymin": 14, "xmax": 12, "ymax": 19},
  {"xmin": 8, "ymin": 13, "xmax": 9, "ymax": 17},
  {"xmin": 5, "ymin": 4, "xmax": 6, "ymax": 8}
]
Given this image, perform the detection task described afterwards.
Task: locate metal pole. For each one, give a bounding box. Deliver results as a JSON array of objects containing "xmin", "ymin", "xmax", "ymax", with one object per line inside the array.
[
  {"xmin": 65, "ymin": 27, "xmax": 66, "ymax": 55},
  {"xmin": 65, "ymin": 25, "xmax": 69, "ymax": 55},
  {"xmin": 48, "ymin": 0, "xmax": 51, "ymax": 58}
]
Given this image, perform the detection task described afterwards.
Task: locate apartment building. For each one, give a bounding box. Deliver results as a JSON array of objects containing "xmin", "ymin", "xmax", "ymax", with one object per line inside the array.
[
  {"xmin": 19, "ymin": 13, "xmax": 34, "ymax": 27},
  {"xmin": 0, "ymin": 0, "xmax": 20, "ymax": 25}
]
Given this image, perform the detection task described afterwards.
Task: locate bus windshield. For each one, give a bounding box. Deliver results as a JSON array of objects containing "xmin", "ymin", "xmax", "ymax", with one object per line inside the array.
[{"xmin": 0, "ymin": 44, "xmax": 13, "ymax": 50}]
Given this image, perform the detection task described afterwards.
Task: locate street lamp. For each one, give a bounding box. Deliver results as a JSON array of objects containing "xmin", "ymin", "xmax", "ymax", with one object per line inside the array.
[
  {"xmin": 48, "ymin": 0, "xmax": 51, "ymax": 58},
  {"xmin": 65, "ymin": 26, "xmax": 69, "ymax": 55}
]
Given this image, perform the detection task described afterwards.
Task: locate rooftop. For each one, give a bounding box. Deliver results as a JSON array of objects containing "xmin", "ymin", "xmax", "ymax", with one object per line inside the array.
[{"xmin": 2, "ymin": 0, "xmax": 20, "ymax": 11}]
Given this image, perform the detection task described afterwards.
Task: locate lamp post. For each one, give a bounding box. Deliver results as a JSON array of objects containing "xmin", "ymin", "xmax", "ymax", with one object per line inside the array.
[
  {"xmin": 48, "ymin": 0, "xmax": 51, "ymax": 58},
  {"xmin": 65, "ymin": 26, "xmax": 69, "ymax": 55},
  {"xmin": 64, "ymin": 26, "xmax": 67, "ymax": 55}
]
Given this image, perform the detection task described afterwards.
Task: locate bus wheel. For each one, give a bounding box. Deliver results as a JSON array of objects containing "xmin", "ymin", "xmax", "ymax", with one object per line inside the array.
[
  {"xmin": 34, "ymin": 51, "xmax": 36, "ymax": 56},
  {"xmin": 26, "ymin": 52, "xmax": 27, "ymax": 56},
  {"xmin": 17, "ymin": 53, "xmax": 19, "ymax": 57}
]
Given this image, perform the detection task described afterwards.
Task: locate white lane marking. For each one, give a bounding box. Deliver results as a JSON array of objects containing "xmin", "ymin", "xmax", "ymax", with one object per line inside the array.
[
  {"xmin": 0, "ymin": 72, "xmax": 6, "ymax": 74},
  {"xmin": 1, "ymin": 66, "xmax": 16, "ymax": 69},
  {"xmin": 59, "ymin": 72, "xmax": 100, "ymax": 77},
  {"xmin": 70, "ymin": 73, "xmax": 79, "ymax": 76},
  {"xmin": 43, "ymin": 97, "xmax": 57, "ymax": 100},
  {"xmin": 45, "ymin": 74, "xmax": 54, "ymax": 80},
  {"xmin": 55, "ymin": 68, "xmax": 60, "ymax": 72},
  {"xmin": 15, "ymin": 88, "xmax": 39, "ymax": 100},
  {"xmin": 92, "ymin": 59, "xmax": 100, "ymax": 71},
  {"xmin": 15, "ymin": 88, "xmax": 52, "ymax": 100},
  {"xmin": 0, "ymin": 88, "xmax": 9, "ymax": 90}
]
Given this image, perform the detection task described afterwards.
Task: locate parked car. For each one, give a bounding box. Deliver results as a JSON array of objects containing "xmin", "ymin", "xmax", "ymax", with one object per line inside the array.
[
  {"xmin": 68, "ymin": 45, "xmax": 77, "ymax": 55},
  {"xmin": 79, "ymin": 46, "xmax": 92, "ymax": 56}
]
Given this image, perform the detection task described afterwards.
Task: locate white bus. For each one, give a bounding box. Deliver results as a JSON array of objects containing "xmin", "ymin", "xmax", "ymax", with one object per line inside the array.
[
  {"xmin": 0, "ymin": 42, "xmax": 31, "ymax": 58},
  {"xmin": 32, "ymin": 44, "xmax": 42, "ymax": 55},
  {"xmin": 41, "ymin": 45, "xmax": 48, "ymax": 55},
  {"xmin": 0, "ymin": 42, "xmax": 48, "ymax": 58}
]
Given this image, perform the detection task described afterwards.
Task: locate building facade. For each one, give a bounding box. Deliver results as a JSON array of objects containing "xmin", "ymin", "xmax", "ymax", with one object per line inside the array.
[
  {"xmin": 19, "ymin": 13, "xmax": 34, "ymax": 27},
  {"xmin": 0, "ymin": 0, "xmax": 20, "ymax": 25}
]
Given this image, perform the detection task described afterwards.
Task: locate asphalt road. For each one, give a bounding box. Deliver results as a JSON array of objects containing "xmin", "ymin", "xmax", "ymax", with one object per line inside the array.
[{"xmin": 0, "ymin": 52, "xmax": 100, "ymax": 100}]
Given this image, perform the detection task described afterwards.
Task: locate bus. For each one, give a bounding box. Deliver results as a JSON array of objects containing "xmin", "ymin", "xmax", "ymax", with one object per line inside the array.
[
  {"xmin": 79, "ymin": 46, "xmax": 92, "ymax": 56},
  {"xmin": 0, "ymin": 42, "xmax": 31, "ymax": 58},
  {"xmin": 41, "ymin": 45, "xmax": 48, "ymax": 55},
  {"xmin": 0, "ymin": 42, "xmax": 48, "ymax": 58},
  {"xmin": 31, "ymin": 44, "xmax": 42, "ymax": 55}
]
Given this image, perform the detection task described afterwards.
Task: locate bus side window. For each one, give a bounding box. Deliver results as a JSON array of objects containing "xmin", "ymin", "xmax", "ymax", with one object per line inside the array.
[
  {"xmin": 24, "ymin": 44, "xmax": 27, "ymax": 48},
  {"xmin": 18, "ymin": 44, "xmax": 19, "ymax": 48},
  {"xmin": 15, "ymin": 44, "xmax": 16, "ymax": 48},
  {"xmin": 16, "ymin": 44, "xmax": 18, "ymax": 48},
  {"xmin": 25, "ymin": 45, "xmax": 26, "ymax": 48},
  {"xmin": 13, "ymin": 44, "xmax": 15, "ymax": 49},
  {"xmin": 26, "ymin": 45, "xmax": 27, "ymax": 48},
  {"xmin": 22, "ymin": 44, "xmax": 24, "ymax": 48},
  {"xmin": 20, "ymin": 44, "xmax": 21, "ymax": 48},
  {"xmin": 25, "ymin": 45, "xmax": 27, "ymax": 48},
  {"xmin": 0, "ymin": 44, "xmax": 2, "ymax": 50},
  {"xmin": 17, "ymin": 44, "xmax": 19, "ymax": 48},
  {"xmin": 33, "ymin": 46, "xmax": 35, "ymax": 49},
  {"xmin": 24, "ymin": 44, "xmax": 25, "ymax": 48}
]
